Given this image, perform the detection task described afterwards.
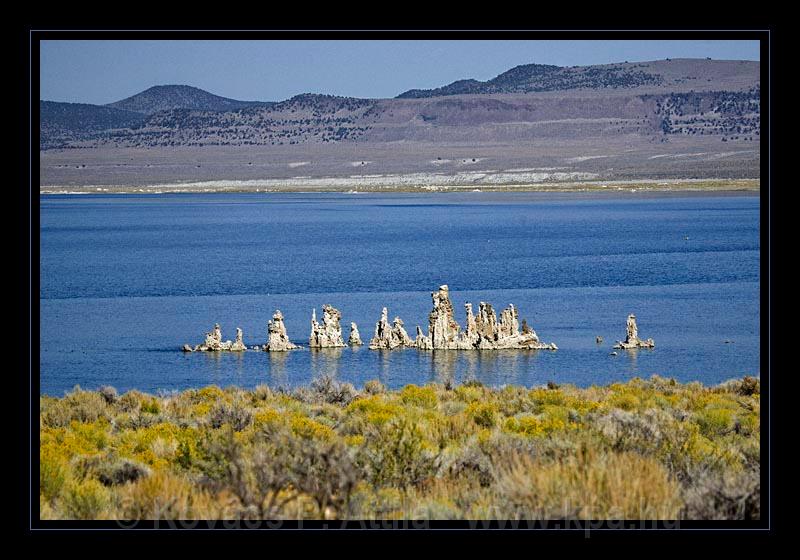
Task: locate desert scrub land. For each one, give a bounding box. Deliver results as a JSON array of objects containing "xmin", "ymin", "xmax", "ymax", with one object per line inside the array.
[{"xmin": 39, "ymin": 375, "xmax": 760, "ymax": 521}]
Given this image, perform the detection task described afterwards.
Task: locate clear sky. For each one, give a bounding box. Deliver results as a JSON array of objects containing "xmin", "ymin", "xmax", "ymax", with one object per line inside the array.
[{"xmin": 40, "ymin": 39, "xmax": 760, "ymax": 104}]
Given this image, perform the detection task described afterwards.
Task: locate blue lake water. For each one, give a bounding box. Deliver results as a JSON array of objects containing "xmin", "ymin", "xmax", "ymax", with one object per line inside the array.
[{"xmin": 39, "ymin": 192, "xmax": 760, "ymax": 395}]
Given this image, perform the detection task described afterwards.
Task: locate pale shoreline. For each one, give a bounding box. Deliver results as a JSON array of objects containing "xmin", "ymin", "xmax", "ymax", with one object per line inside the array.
[{"xmin": 40, "ymin": 177, "xmax": 760, "ymax": 195}]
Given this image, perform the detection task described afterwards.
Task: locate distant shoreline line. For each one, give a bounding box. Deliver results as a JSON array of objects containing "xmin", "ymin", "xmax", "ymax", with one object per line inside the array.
[{"xmin": 39, "ymin": 178, "xmax": 760, "ymax": 195}]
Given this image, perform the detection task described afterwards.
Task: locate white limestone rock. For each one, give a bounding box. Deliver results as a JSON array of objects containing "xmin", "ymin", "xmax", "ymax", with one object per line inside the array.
[
  {"xmin": 428, "ymin": 285, "xmax": 462, "ymax": 348},
  {"xmin": 369, "ymin": 307, "xmax": 415, "ymax": 349},
  {"xmin": 265, "ymin": 310, "xmax": 298, "ymax": 351},
  {"xmin": 613, "ymin": 314, "xmax": 655, "ymax": 349},
  {"xmin": 309, "ymin": 305, "xmax": 346, "ymax": 348},
  {"xmin": 187, "ymin": 323, "xmax": 246, "ymax": 352},
  {"xmin": 230, "ymin": 327, "xmax": 247, "ymax": 352},
  {"xmin": 415, "ymin": 325, "xmax": 433, "ymax": 350},
  {"xmin": 414, "ymin": 285, "xmax": 557, "ymax": 351},
  {"xmin": 348, "ymin": 322, "xmax": 364, "ymax": 346}
]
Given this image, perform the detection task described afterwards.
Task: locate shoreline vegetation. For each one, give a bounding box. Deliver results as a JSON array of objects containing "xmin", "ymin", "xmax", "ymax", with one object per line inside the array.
[
  {"xmin": 40, "ymin": 375, "xmax": 760, "ymax": 521},
  {"xmin": 39, "ymin": 178, "xmax": 759, "ymax": 195}
]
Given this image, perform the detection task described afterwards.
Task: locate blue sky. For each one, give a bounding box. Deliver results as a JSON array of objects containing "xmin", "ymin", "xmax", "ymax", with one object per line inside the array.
[{"xmin": 40, "ymin": 40, "xmax": 760, "ymax": 104}]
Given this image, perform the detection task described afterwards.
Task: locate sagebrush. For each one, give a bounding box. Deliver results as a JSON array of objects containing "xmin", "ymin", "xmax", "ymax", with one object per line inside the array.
[{"xmin": 39, "ymin": 375, "xmax": 760, "ymax": 520}]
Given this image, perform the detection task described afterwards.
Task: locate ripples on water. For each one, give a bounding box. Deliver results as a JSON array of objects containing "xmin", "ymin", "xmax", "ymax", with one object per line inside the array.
[{"xmin": 39, "ymin": 192, "xmax": 760, "ymax": 395}]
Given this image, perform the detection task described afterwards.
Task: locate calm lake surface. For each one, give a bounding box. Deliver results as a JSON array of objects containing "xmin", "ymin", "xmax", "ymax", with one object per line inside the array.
[{"xmin": 39, "ymin": 192, "xmax": 760, "ymax": 395}]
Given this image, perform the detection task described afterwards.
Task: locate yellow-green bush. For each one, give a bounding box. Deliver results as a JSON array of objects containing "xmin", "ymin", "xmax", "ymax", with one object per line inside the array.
[
  {"xmin": 40, "ymin": 447, "xmax": 67, "ymax": 503},
  {"xmin": 607, "ymin": 392, "xmax": 641, "ymax": 411},
  {"xmin": 400, "ymin": 385, "xmax": 438, "ymax": 409},
  {"xmin": 530, "ymin": 387, "xmax": 567, "ymax": 407},
  {"xmin": 252, "ymin": 407, "xmax": 282, "ymax": 429},
  {"xmin": 38, "ymin": 376, "xmax": 760, "ymax": 521},
  {"xmin": 454, "ymin": 385, "xmax": 486, "ymax": 404},
  {"xmin": 194, "ymin": 385, "xmax": 227, "ymax": 403},
  {"xmin": 696, "ymin": 406, "xmax": 735, "ymax": 437},
  {"xmin": 347, "ymin": 396, "xmax": 401, "ymax": 425},
  {"xmin": 118, "ymin": 470, "xmax": 192, "ymax": 520},
  {"xmin": 466, "ymin": 402, "xmax": 498, "ymax": 428},
  {"xmin": 496, "ymin": 448, "xmax": 682, "ymax": 519},
  {"xmin": 290, "ymin": 415, "xmax": 334, "ymax": 440},
  {"xmin": 62, "ymin": 478, "xmax": 111, "ymax": 520},
  {"xmin": 503, "ymin": 414, "xmax": 569, "ymax": 438}
]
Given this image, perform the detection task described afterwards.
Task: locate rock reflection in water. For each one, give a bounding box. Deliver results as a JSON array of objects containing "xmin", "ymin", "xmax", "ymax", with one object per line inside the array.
[
  {"xmin": 268, "ymin": 351, "xmax": 290, "ymax": 386},
  {"xmin": 201, "ymin": 350, "xmax": 246, "ymax": 384},
  {"xmin": 375, "ymin": 349, "xmax": 393, "ymax": 385},
  {"xmin": 423, "ymin": 348, "xmax": 542, "ymax": 386},
  {"xmin": 310, "ymin": 347, "xmax": 344, "ymax": 380},
  {"xmin": 429, "ymin": 350, "xmax": 459, "ymax": 386},
  {"xmin": 620, "ymin": 347, "xmax": 654, "ymax": 376}
]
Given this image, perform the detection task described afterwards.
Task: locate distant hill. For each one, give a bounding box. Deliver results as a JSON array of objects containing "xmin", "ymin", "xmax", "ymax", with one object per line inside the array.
[
  {"xmin": 39, "ymin": 59, "xmax": 760, "ymax": 151},
  {"xmin": 397, "ymin": 59, "xmax": 759, "ymax": 98},
  {"xmin": 106, "ymin": 85, "xmax": 271, "ymax": 114},
  {"xmin": 40, "ymin": 101, "xmax": 148, "ymax": 149}
]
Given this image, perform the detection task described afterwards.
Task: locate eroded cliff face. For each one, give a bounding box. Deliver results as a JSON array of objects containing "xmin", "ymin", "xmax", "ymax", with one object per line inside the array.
[
  {"xmin": 613, "ymin": 314, "xmax": 655, "ymax": 349},
  {"xmin": 310, "ymin": 305, "xmax": 347, "ymax": 348},
  {"xmin": 369, "ymin": 307, "xmax": 415, "ymax": 349},
  {"xmin": 265, "ymin": 310, "xmax": 298, "ymax": 351},
  {"xmin": 183, "ymin": 323, "xmax": 247, "ymax": 352},
  {"xmin": 414, "ymin": 285, "xmax": 557, "ymax": 350}
]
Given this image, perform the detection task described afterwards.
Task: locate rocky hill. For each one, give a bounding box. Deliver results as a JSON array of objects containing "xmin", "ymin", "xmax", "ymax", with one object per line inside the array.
[
  {"xmin": 39, "ymin": 58, "xmax": 761, "ymax": 187},
  {"xmin": 397, "ymin": 59, "xmax": 759, "ymax": 97},
  {"xmin": 106, "ymin": 84, "xmax": 270, "ymax": 114},
  {"xmin": 40, "ymin": 101, "xmax": 147, "ymax": 148}
]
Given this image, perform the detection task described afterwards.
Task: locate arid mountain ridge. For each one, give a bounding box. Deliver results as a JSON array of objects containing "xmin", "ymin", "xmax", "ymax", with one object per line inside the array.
[
  {"xmin": 41, "ymin": 58, "xmax": 759, "ymax": 150},
  {"xmin": 40, "ymin": 58, "xmax": 760, "ymax": 190}
]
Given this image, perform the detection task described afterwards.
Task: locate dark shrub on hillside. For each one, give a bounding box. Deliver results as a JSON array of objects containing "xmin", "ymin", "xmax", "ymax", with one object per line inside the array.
[
  {"xmin": 363, "ymin": 379, "xmax": 386, "ymax": 395},
  {"xmin": 739, "ymin": 376, "xmax": 759, "ymax": 396},
  {"xmin": 98, "ymin": 459, "xmax": 151, "ymax": 486},
  {"xmin": 73, "ymin": 454, "xmax": 151, "ymax": 486},
  {"xmin": 40, "ymin": 387, "xmax": 110, "ymax": 427},
  {"xmin": 681, "ymin": 466, "xmax": 760, "ymax": 520},
  {"xmin": 358, "ymin": 418, "xmax": 441, "ymax": 489},
  {"xmin": 442, "ymin": 442, "xmax": 494, "ymax": 487},
  {"xmin": 209, "ymin": 427, "xmax": 358, "ymax": 518},
  {"xmin": 294, "ymin": 374, "xmax": 359, "ymax": 406},
  {"xmin": 98, "ymin": 386, "xmax": 118, "ymax": 404},
  {"xmin": 209, "ymin": 401, "xmax": 253, "ymax": 432}
]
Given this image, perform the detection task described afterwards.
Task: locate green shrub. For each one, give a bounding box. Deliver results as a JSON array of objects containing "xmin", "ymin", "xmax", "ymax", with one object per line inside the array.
[
  {"xmin": 400, "ymin": 385, "xmax": 438, "ymax": 409},
  {"xmin": 696, "ymin": 407, "xmax": 735, "ymax": 437},
  {"xmin": 140, "ymin": 398, "xmax": 161, "ymax": 414},
  {"xmin": 290, "ymin": 415, "xmax": 334, "ymax": 440},
  {"xmin": 72, "ymin": 454, "xmax": 150, "ymax": 486},
  {"xmin": 608, "ymin": 392, "xmax": 640, "ymax": 411},
  {"xmin": 360, "ymin": 418, "xmax": 440, "ymax": 488},
  {"xmin": 40, "ymin": 451, "xmax": 67, "ymax": 503},
  {"xmin": 37, "ymin": 377, "xmax": 761, "ymax": 521},
  {"xmin": 41, "ymin": 387, "xmax": 109, "ymax": 427},
  {"xmin": 295, "ymin": 375, "xmax": 359, "ymax": 406},
  {"xmin": 346, "ymin": 396, "xmax": 401, "ymax": 426},
  {"xmin": 364, "ymin": 379, "xmax": 386, "ymax": 395},
  {"xmin": 62, "ymin": 479, "xmax": 111, "ymax": 519},
  {"xmin": 466, "ymin": 402, "xmax": 498, "ymax": 428},
  {"xmin": 209, "ymin": 401, "xmax": 253, "ymax": 431}
]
